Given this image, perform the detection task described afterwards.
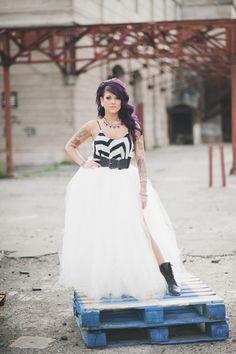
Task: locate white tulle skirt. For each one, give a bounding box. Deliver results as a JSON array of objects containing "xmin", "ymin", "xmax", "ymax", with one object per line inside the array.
[{"xmin": 59, "ymin": 164, "xmax": 187, "ymax": 300}]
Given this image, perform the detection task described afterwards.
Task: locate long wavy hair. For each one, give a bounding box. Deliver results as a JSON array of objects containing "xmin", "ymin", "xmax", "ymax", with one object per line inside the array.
[{"xmin": 95, "ymin": 78, "xmax": 142, "ymax": 142}]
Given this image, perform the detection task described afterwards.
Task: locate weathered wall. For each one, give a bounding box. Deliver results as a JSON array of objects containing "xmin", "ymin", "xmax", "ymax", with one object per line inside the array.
[
  {"xmin": 0, "ymin": 0, "xmax": 74, "ymax": 27},
  {"xmin": 1, "ymin": 0, "xmax": 182, "ymax": 165},
  {"xmin": 0, "ymin": 0, "xmax": 182, "ymax": 27},
  {"xmin": 181, "ymin": 0, "xmax": 236, "ymax": 19},
  {"xmin": 1, "ymin": 0, "xmax": 234, "ymax": 166},
  {"xmin": 0, "ymin": 59, "xmax": 73, "ymax": 165}
]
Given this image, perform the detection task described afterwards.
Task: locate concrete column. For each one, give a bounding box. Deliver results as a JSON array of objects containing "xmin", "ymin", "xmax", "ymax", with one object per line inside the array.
[
  {"xmin": 193, "ymin": 122, "xmax": 202, "ymax": 145},
  {"xmin": 193, "ymin": 110, "xmax": 202, "ymax": 145},
  {"xmin": 230, "ymin": 27, "xmax": 236, "ymax": 174},
  {"xmin": 2, "ymin": 34, "xmax": 13, "ymax": 177}
]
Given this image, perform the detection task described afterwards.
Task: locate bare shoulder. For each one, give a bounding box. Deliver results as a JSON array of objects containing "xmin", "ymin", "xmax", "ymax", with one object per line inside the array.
[
  {"xmin": 66, "ymin": 120, "xmax": 95, "ymax": 148},
  {"xmin": 134, "ymin": 122, "xmax": 143, "ymax": 139},
  {"xmin": 86, "ymin": 119, "xmax": 99, "ymax": 130},
  {"xmin": 74, "ymin": 120, "xmax": 97, "ymax": 134},
  {"xmin": 79, "ymin": 119, "xmax": 96, "ymax": 129}
]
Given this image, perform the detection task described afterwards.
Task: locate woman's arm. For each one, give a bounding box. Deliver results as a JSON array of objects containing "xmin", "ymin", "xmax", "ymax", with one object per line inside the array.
[
  {"xmin": 65, "ymin": 121, "xmax": 100, "ymax": 168},
  {"xmin": 134, "ymin": 129, "xmax": 148, "ymax": 208}
]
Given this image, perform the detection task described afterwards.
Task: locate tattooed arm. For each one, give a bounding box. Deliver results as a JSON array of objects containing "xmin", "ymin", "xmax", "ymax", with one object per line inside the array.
[
  {"xmin": 134, "ymin": 129, "xmax": 148, "ymax": 208},
  {"xmin": 65, "ymin": 121, "xmax": 100, "ymax": 168}
]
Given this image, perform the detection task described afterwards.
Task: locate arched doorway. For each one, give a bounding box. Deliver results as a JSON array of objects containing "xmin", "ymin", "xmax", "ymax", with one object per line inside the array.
[
  {"xmin": 168, "ymin": 105, "xmax": 193, "ymax": 144},
  {"xmin": 132, "ymin": 70, "xmax": 144, "ymax": 129},
  {"xmin": 108, "ymin": 64, "xmax": 125, "ymax": 80}
]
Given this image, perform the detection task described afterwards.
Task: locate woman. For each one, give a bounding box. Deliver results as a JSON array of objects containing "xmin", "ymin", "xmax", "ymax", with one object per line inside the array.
[{"xmin": 59, "ymin": 78, "xmax": 186, "ymax": 300}]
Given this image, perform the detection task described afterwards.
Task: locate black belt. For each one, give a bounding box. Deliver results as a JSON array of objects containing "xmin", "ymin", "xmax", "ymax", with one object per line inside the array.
[{"xmin": 98, "ymin": 156, "xmax": 131, "ymax": 169}]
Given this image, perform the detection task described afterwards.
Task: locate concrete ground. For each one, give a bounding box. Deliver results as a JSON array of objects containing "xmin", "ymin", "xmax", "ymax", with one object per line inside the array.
[{"xmin": 0, "ymin": 143, "xmax": 236, "ymax": 354}]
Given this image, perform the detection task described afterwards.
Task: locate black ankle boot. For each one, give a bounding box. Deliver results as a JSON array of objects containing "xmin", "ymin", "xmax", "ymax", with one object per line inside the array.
[{"xmin": 159, "ymin": 262, "xmax": 181, "ymax": 296}]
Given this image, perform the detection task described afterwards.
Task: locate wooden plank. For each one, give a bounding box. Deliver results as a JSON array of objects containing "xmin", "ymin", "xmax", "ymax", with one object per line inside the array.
[
  {"xmin": 73, "ymin": 273, "xmax": 228, "ymax": 348},
  {"xmin": 73, "ymin": 298, "xmax": 226, "ymax": 330},
  {"xmin": 76, "ymin": 320, "xmax": 229, "ymax": 348},
  {"xmin": 75, "ymin": 293, "xmax": 223, "ymax": 311}
]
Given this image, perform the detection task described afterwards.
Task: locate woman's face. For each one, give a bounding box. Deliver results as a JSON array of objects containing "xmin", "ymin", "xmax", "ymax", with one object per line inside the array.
[{"xmin": 100, "ymin": 90, "xmax": 121, "ymax": 115}]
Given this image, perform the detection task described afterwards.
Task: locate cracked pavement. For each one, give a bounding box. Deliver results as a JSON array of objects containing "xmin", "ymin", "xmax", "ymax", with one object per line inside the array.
[{"xmin": 0, "ymin": 144, "xmax": 236, "ymax": 353}]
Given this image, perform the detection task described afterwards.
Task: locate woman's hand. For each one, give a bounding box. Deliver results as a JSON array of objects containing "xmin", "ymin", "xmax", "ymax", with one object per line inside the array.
[
  {"xmin": 140, "ymin": 193, "xmax": 148, "ymax": 209},
  {"xmin": 81, "ymin": 159, "xmax": 101, "ymax": 169}
]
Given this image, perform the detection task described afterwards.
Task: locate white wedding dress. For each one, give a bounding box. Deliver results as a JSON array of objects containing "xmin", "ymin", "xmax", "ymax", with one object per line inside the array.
[{"xmin": 59, "ymin": 124, "xmax": 186, "ymax": 300}]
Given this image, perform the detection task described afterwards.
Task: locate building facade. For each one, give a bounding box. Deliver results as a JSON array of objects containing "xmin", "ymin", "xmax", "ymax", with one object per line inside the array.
[{"xmin": 0, "ymin": 0, "xmax": 235, "ymax": 165}]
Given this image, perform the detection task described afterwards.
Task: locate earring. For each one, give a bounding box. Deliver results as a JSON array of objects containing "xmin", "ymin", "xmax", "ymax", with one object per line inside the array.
[{"xmin": 101, "ymin": 103, "xmax": 104, "ymax": 107}]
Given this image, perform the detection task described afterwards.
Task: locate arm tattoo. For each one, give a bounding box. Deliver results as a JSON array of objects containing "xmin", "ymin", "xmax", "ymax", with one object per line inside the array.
[
  {"xmin": 137, "ymin": 158, "xmax": 147, "ymax": 181},
  {"xmin": 135, "ymin": 131, "xmax": 147, "ymax": 191},
  {"xmin": 69, "ymin": 129, "xmax": 89, "ymax": 148}
]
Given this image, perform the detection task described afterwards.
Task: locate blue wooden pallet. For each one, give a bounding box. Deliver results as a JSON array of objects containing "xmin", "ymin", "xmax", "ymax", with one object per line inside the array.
[
  {"xmin": 76, "ymin": 319, "xmax": 229, "ymax": 348},
  {"xmin": 73, "ymin": 274, "xmax": 227, "ymax": 330},
  {"xmin": 73, "ymin": 273, "xmax": 229, "ymax": 347}
]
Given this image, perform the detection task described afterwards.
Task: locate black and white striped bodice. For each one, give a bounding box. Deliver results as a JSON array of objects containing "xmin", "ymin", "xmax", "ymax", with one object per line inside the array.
[{"xmin": 93, "ymin": 121, "xmax": 134, "ymax": 160}]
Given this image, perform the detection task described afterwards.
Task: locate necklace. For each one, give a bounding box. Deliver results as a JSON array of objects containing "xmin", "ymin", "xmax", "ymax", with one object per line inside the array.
[{"xmin": 103, "ymin": 117, "xmax": 123, "ymax": 129}]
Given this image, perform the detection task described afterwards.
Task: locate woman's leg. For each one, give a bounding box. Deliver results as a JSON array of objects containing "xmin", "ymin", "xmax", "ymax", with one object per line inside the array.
[
  {"xmin": 143, "ymin": 217, "xmax": 181, "ymax": 296},
  {"xmin": 143, "ymin": 217, "xmax": 165, "ymax": 265}
]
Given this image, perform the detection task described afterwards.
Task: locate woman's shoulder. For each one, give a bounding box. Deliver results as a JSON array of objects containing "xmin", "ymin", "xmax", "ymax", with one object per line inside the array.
[
  {"xmin": 87, "ymin": 119, "xmax": 98, "ymax": 125},
  {"xmin": 82, "ymin": 119, "xmax": 99, "ymax": 130},
  {"xmin": 134, "ymin": 121, "xmax": 143, "ymax": 136},
  {"xmin": 134, "ymin": 121, "xmax": 141, "ymax": 129}
]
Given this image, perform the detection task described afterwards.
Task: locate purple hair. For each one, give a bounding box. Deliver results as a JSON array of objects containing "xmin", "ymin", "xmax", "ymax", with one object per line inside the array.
[{"xmin": 95, "ymin": 78, "xmax": 142, "ymax": 141}]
